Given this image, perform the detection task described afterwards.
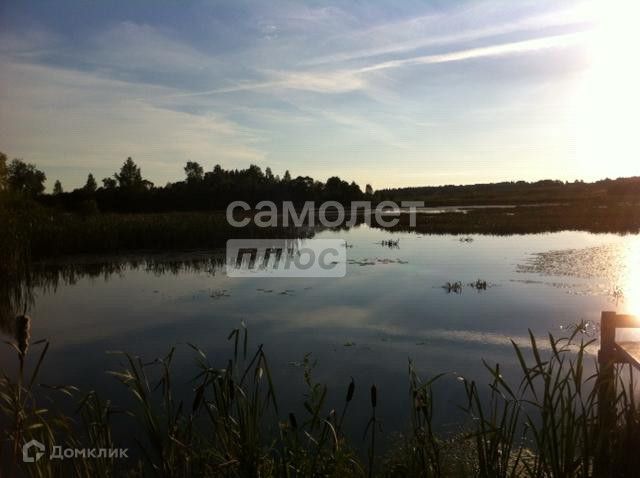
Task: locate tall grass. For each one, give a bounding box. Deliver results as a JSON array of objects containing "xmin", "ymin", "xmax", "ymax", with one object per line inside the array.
[{"xmin": 2, "ymin": 322, "xmax": 640, "ymax": 477}]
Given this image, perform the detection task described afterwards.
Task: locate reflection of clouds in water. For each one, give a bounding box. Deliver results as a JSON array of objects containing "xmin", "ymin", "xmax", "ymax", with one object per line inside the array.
[
  {"xmin": 363, "ymin": 324, "xmax": 598, "ymax": 356},
  {"xmin": 286, "ymin": 305, "xmax": 370, "ymax": 327},
  {"xmin": 2, "ymin": 229, "xmax": 620, "ymax": 440}
]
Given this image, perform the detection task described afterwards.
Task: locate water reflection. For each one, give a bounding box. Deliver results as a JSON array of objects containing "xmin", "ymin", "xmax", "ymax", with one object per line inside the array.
[
  {"xmin": 621, "ymin": 236, "xmax": 640, "ymax": 316},
  {"xmin": 516, "ymin": 239, "xmax": 640, "ymax": 313},
  {"xmin": 0, "ymin": 252, "xmax": 228, "ymax": 339},
  {"xmin": 2, "ymin": 227, "xmax": 639, "ymax": 439}
]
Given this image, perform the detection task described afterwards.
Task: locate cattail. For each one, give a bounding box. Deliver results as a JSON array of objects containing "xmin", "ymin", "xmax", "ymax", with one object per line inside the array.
[
  {"xmin": 15, "ymin": 315, "xmax": 31, "ymax": 357},
  {"xmin": 370, "ymin": 384, "xmax": 377, "ymax": 408},
  {"xmin": 228, "ymin": 378, "xmax": 235, "ymax": 401},
  {"xmin": 289, "ymin": 412, "xmax": 298, "ymax": 430},
  {"xmin": 346, "ymin": 379, "xmax": 355, "ymax": 402}
]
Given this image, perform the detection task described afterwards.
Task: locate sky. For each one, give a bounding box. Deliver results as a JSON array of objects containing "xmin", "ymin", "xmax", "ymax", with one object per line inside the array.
[{"xmin": 0, "ymin": 0, "xmax": 638, "ymax": 190}]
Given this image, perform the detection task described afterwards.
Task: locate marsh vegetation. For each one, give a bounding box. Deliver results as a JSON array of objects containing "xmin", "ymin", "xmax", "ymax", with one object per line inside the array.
[{"xmin": 2, "ymin": 322, "xmax": 640, "ymax": 477}]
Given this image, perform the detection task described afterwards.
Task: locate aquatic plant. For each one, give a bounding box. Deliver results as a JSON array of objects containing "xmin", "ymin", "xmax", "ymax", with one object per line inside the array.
[
  {"xmin": 443, "ymin": 281, "xmax": 463, "ymax": 294},
  {"xmin": 469, "ymin": 279, "xmax": 488, "ymax": 290},
  {"xmin": 2, "ymin": 321, "xmax": 640, "ymax": 477},
  {"xmin": 379, "ymin": 239, "xmax": 400, "ymax": 248}
]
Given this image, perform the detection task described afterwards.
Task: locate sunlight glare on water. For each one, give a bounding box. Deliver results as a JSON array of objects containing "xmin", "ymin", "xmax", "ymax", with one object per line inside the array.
[{"xmin": 620, "ymin": 236, "xmax": 640, "ymax": 317}]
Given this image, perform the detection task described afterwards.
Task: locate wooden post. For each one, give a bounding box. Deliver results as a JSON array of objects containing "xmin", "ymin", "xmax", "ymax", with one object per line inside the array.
[
  {"xmin": 598, "ymin": 311, "xmax": 616, "ymax": 365},
  {"xmin": 596, "ymin": 311, "xmax": 617, "ymax": 475},
  {"xmin": 595, "ymin": 311, "xmax": 640, "ymax": 473}
]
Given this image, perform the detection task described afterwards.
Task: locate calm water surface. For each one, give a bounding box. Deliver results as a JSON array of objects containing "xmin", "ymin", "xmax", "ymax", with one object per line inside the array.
[{"xmin": 3, "ymin": 226, "xmax": 640, "ymax": 440}]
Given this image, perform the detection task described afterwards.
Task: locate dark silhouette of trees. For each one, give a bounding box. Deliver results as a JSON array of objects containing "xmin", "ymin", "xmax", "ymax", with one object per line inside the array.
[
  {"xmin": 10, "ymin": 151, "xmax": 640, "ymax": 214},
  {"xmin": 38, "ymin": 157, "xmax": 364, "ymax": 212},
  {"xmin": 84, "ymin": 174, "xmax": 98, "ymax": 193},
  {"xmin": 184, "ymin": 161, "xmax": 204, "ymax": 183},
  {"xmin": 53, "ymin": 180, "xmax": 63, "ymax": 195},
  {"xmin": 265, "ymin": 167, "xmax": 274, "ymax": 181},
  {"xmin": 6, "ymin": 159, "xmax": 46, "ymax": 196},
  {"xmin": 114, "ymin": 157, "xmax": 152, "ymax": 190},
  {"xmin": 102, "ymin": 177, "xmax": 117, "ymax": 189}
]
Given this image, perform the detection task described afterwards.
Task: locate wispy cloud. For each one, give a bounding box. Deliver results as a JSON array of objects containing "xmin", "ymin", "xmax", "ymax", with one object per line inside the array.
[
  {"xmin": 357, "ymin": 31, "xmax": 587, "ymax": 73},
  {"xmin": 0, "ymin": 0, "xmax": 599, "ymax": 187},
  {"xmin": 169, "ymin": 30, "xmax": 588, "ymax": 97},
  {"xmin": 90, "ymin": 21, "xmax": 216, "ymax": 73},
  {"xmin": 0, "ymin": 60, "xmax": 264, "ymax": 187},
  {"xmin": 303, "ymin": 4, "xmax": 594, "ymax": 66}
]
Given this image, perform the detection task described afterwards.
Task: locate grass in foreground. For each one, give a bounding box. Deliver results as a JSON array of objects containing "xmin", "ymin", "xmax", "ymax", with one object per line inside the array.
[{"xmin": 1, "ymin": 321, "xmax": 640, "ymax": 477}]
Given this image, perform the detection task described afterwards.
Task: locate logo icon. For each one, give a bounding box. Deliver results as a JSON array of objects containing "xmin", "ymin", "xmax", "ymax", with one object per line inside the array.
[{"xmin": 23, "ymin": 439, "xmax": 45, "ymax": 463}]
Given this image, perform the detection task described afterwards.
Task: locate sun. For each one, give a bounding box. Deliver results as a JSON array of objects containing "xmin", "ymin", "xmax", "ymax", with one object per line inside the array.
[{"xmin": 574, "ymin": 0, "xmax": 640, "ymax": 180}]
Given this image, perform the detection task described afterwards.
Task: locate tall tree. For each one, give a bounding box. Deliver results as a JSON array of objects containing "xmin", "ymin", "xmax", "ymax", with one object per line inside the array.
[
  {"xmin": 53, "ymin": 180, "xmax": 63, "ymax": 195},
  {"xmin": 365, "ymin": 184, "xmax": 373, "ymax": 196},
  {"xmin": 265, "ymin": 167, "xmax": 274, "ymax": 181},
  {"xmin": 7, "ymin": 159, "xmax": 46, "ymax": 196},
  {"xmin": 84, "ymin": 173, "xmax": 97, "ymax": 193},
  {"xmin": 184, "ymin": 161, "xmax": 204, "ymax": 183},
  {"xmin": 283, "ymin": 170, "xmax": 292, "ymax": 182},
  {"xmin": 114, "ymin": 157, "xmax": 144, "ymax": 189}
]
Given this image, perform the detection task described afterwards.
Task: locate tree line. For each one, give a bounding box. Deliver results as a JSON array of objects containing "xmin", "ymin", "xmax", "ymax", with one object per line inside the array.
[
  {"xmin": 2, "ymin": 151, "xmax": 640, "ymax": 213},
  {"xmin": 0, "ymin": 153, "xmax": 373, "ymax": 213}
]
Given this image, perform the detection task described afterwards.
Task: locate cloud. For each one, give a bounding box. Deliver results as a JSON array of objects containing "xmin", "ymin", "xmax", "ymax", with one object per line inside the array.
[
  {"xmin": 0, "ymin": 0, "xmax": 598, "ymax": 188},
  {"xmin": 303, "ymin": 4, "xmax": 594, "ymax": 66},
  {"xmin": 357, "ymin": 31, "xmax": 587, "ymax": 73},
  {"xmin": 89, "ymin": 21, "xmax": 216, "ymax": 73},
  {"xmin": 0, "ymin": 60, "xmax": 264, "ymax": 188},
  {"xmin": 174, "ymin": 30, "xmax": 587, "ymax": 97},
  {"xmin": 0, "ymin": 28, "xmax": 63, "ymax": 58}
]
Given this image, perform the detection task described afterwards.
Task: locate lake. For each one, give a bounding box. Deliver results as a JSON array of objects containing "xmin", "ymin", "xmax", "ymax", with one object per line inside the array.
[{"xmin": 2, "ymin": 226, "xmax": 640, "ymax": 443}]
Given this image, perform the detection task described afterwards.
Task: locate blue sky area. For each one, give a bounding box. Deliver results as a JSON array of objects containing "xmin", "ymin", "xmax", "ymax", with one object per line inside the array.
[{"xmin": 1, "ymin": 1, "xmax": 636, "ymax": 190}]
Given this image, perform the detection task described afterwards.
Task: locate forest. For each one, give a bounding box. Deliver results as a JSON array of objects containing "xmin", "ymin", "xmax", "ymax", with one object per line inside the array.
[{"xmin": 3, "ymin": 151, "xmax": 640, "ymax": 214}]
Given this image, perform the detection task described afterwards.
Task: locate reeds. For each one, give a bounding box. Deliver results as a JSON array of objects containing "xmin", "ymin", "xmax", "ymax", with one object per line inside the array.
[{"xmin": 2, "ymin": 322, "xmax": 640, "ymax": 477}]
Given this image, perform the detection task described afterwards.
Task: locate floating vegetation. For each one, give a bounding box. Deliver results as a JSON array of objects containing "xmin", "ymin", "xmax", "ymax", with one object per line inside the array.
[
  {"xmin": 343, "ymin": 241, "xmax": 354, "ymax": 248},
  {"xmin": 442, "ymin": 279, "xmax": 490, "ymax": 293},
  {"xmin": 209, "ymin": 288, "xmax": 230, "ymax": 299},
  {"xmin": 469, "ymin": 279, "xmax": 488, "ymax": 290},
  {"xmin": 459, "ymin": 236, "xmax": 474, "ymax": 243},
  {"xmin": 347, "ymin": 257, "xmax": 408, "ymax": 266},
  {"xmin": 516, "ymin": 244, "xmax": 624, "ymax": 281},
  {"xmin": 379, "ymin": 239, "xmax": 400, "ymax": 248},
  {"xmin": 348, "ymin": 259, "xmax": 376, "ymax": 266},
  {"xmin": 443, "ymin": 281, "xmax": 463, "ymax": 294},
  {"xmin": 343, "ymin": 341, "xmax": 356, "ymax": 347},
  {"xmin": 377, "ymin": 258, "xmax": 408, "ymax": 265},
  {"xmin": 256, "ymin": 288, "xmax": 274, "ymax": 293},
  {"xmin": 516, "ymin": 244, "xmax": 640, "ymax": 301}
]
